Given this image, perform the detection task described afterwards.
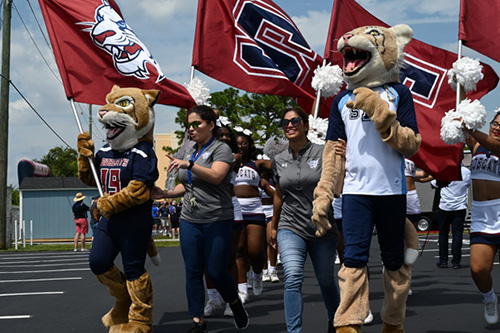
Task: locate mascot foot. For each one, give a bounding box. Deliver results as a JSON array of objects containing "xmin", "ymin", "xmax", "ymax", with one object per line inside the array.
[
  {"xmin": 97, "ymin": 265, "xmax": 132, "ymax": 328},
  {"xmin": 382, "ymin": 323, "xmax": 404, "ymax": 333},
  {"xmin": 336, "ymin": 325, "xmax": 362, "ymax": 333},
  {"xmin": 109, "ymin": 322, "xmax": 152, "ymax": 333},
  {"xmin": 110, "ymin": 270, "xmax": 154, "ymax": 332}
]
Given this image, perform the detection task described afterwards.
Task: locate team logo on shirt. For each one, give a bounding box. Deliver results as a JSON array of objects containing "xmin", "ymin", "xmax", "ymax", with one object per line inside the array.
[
  {"xmin": 308, "ymin": 159, "xmax": 319, "ymax": 169},
  {"xmin": 202, "ymin": 151, "xmax": 212, "ymax": 160}
]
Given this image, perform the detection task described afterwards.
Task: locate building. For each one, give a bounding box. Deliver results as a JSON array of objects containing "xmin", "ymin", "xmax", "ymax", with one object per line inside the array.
[
  {"xmin": 19, "ymin": 177, "xmax": 98, "ymax": 239},
  {"xmin": 154, "ymin": 132, "xmax": 180, "ymax": 189}
]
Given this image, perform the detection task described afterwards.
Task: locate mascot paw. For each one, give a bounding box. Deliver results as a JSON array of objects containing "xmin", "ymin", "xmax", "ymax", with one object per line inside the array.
[
  {"xmin": 345, "ymin": 87, "xmax": 379, "ymax": 116},
  {"xmin": 77, "ymin": 132, "xmax": 95, "ymax": 158},
  {"xmin": 404, "ymin": 248, "xmax": 419, "ymax": 266},
  {"xmin": 312, "ymin": 197, "xmax": 333, "ymax": 237},
  {"xmin": 97, "ymin": 193, "xmax": 114, "ymax": 219}
]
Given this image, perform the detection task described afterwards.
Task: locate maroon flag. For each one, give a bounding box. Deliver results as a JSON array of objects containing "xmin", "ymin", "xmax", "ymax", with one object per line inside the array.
[
  {"xmin": 192, "ymin": 0, "xmax": 330, "ymax": 117},
  {"xmin": 459, "ymin": 0, "xmax": 500, "ymax": 62},
  {"xmin": 38, "ymin": 0, "xmax": 195, "ymax": 108},
  {"xmin": 325, "ymin": 0, "xmax": 499, "ymax": 181}
]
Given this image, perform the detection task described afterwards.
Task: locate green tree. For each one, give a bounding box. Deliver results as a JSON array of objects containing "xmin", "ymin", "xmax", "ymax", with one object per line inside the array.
[
  {"xmin": 11, "ymin": 188, "xmax": 19, "ymax": 206},
  {"xmin": 165, "ymin": 88, "xmax": 297, "ymax": 154},
  {"xmin": 34, "ymin": 146, "xmax": 78, "ymax": 177}
]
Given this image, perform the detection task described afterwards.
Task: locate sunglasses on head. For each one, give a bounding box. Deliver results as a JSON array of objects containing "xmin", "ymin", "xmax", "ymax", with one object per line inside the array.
[
  {"xmin": 185, "ymin": 121, "xmax": 204, "ymax": 129},
  {"xmin": 279, "ymin": 117, "xmax": 302, "ymax": 128}
]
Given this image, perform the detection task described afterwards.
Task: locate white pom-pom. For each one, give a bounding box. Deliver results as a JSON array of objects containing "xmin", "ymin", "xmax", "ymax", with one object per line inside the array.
[
  {"xmin": 440, "ymin": 110, "xmax": 465, "ymax": 145},
  {"xmin": 311, "ymin": 63, "xmax": 344, "ymax": 98},
  {"xmin": 307, "ymin": 115, "xmax": 329, "ymax": 145},
  {"xmin": 185, "ymin": 77, "xmax": 211, "ymax": 106},
  {"xmin": 264, "ymin": 136, "xmax": 289, "ymax": 159},
  {"xmin": 458, "ymin": 98, "xmax": 487, "ymax": 131},
  {"xmin": 447, "ymin": 57, "xmax": 483, "ymax": 92}
]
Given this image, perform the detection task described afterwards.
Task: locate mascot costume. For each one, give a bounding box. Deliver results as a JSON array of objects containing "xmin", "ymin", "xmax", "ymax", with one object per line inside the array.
[
  {"xmin": 312, "ymin": 25, "xmax": 421, "ymax": 333},
  {"xmin": 77, "ymin": 85, "xmax": 160, "ymax": 333}
]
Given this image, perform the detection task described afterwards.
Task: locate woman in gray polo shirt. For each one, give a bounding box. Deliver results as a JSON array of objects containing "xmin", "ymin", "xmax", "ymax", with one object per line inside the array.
[
  {"xmin": 268, "ymin": 106, "xmax": 339, "ymax": 333},
  {"xmin": 151, "ymin": 105, "xmax": 248, "ymax": 332}
]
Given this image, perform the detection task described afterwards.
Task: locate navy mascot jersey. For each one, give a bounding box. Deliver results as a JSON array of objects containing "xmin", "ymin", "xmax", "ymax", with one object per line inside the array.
[{"xmin": 96, "ymin": 141, "xmax": 159, "ymax": 213}]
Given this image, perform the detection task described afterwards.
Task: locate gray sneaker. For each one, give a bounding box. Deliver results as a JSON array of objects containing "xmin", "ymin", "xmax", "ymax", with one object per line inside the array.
[{"xmin": 484, "ymin": 296, "xmax": 499, "ymax": 325}]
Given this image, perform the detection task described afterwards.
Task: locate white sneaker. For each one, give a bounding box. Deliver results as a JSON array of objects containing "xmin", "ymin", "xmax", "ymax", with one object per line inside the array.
[
  {"xmin": 408, "ymin": 289, "xmax": 413, "ymax": 296},
  {"xmin": 277, "ymin": 254, "xmax": 282, "ymax": 265},
  {"xmin": 204, "ymin": 299, "xmax": 223, "ymax": 317},
  {"xmin": 238, "ymin": 291, "xmax": 249, "ymax": 304},
  {"xmin": 224, "ymin": 302, "xmax": 234, "ymax": 317},
  {"xmin": 335, "ymin": 256, "xmax": 341, "ymax": 265},
  {"xmin": 253, "ymin": 272, "xmax": 263, "ymax": 295},
  {"xmin": 363, "ymin": 309, "xmax": 374, "ymax": 325},
  {"xmin": 484, "ymin": 296, "xmax": 499, "ymax": 324},
  {"xmin": 262, "ymin": 272, "xmax": 271, "ymax": 282},
  {"xmin": 270, "ymin": 271, "xmax": 279, "ymax": 283}
]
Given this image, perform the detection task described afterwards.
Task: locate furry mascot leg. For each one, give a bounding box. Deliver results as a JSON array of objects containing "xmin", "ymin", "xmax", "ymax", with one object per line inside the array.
[
  {"xmin": 334, "ymin": 266, "xmax": 369, "ymax": 333},
  {"xmin": 147, "ymin": 237, "xmax": 161, "ymax": 266},
  {"xmin": 96, "ymin": 265, "xmax": 132, "ymax": 329},
  {"xmin": 404, "ymin": 219, "xmax": 419, "ymax": 266},
  {"xmin": 110, "ymin": 270, "xmax": 154, "ymax": 333},
  {"xmin": 381, "ymin": 264, "xmax": 411, "ymax": 333}
]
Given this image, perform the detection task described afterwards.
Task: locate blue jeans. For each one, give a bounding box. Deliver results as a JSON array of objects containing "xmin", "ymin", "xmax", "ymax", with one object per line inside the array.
[
  {"xmin": 437, "ymin": 208, "xmax": 466, "ymax": 265},
  {"xmin": 277, "ymin": 229, "xmax": 339, "ymax": 333},
  {"xmin": 180, "ymin": 219, "xmax": 238, "ymax": 319}
]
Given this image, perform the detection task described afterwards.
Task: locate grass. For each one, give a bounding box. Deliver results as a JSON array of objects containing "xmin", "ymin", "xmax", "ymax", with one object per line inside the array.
[{"xmin": 0, "ymin": 237, "xmax": 179, "ymax": 252}]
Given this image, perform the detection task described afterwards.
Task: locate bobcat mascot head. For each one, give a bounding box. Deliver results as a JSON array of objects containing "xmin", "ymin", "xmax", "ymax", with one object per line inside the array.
[
  {"xmin": 337, "ymin": 24, "xmax": 413, "ymax": 90},
  {"xmin": 98, "ymin": 85, "xmax": 160, "ymax": 151}
]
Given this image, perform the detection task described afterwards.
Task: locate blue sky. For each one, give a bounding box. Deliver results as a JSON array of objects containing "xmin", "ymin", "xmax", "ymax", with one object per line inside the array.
[{"xmin": 5, "ymin": 0, "xmax": 499, "ymax": 187}]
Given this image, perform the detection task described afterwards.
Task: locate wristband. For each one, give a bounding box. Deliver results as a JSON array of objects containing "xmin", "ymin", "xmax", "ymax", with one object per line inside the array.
[{"xmin": 188, "ymin": 160, "xmax": 194, "ymax": 170}]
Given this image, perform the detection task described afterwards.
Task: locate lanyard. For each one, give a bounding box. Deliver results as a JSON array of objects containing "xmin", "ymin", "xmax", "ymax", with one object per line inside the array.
[{"xmin": 187, "ymin": 137, "xmax": 214, "ymax": 184}]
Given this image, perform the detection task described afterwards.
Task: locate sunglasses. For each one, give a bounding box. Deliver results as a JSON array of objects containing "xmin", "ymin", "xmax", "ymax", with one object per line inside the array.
[
  {"xmin": 279, "ymin": 117, "xmax": 302, "ymax": 128},
  {"xmin": 491, "ymin": 121, "xmax": 500, "ymax": 129},
  {"xmin": 185, "ymin": 121, "xmax": 204, "ymax": 129}
]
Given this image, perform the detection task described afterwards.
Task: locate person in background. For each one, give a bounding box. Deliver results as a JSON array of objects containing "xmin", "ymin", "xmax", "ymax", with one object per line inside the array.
[
  {"xmin": 151, "ymin": 105, "xmax": 248, "ymax": 332},
  {"xmin": 432, "ymin": 164, "xmax": 471, "ymax": 269},
  {"xmin": 159, "ymin": 201, "xmax": 171, "ymax": 236},
  {"xmin": 405, "ymin": 158, "xmax": 432, "ymax": 230},
  {"xmin": 234, "ymin": 133, "xmax": 267, "ymax": 301},
  {"xmin": 152, "ymin": 202, "xmax": 160, "ymax": 235},
  {"xmin": 464, "ymin": 111, "xmax": 500, "ymax": 325},
  {"xmin": 268, "ymin": 107, "xmax": 339, "ymax": 333},
  {"xmin": 260, "ymin": 170, "xmax": 279, "ymax": 283},
  {"xmin": 170, "ymin": 200, "xmax": 181, "ymax": 239},
  {"xmin": 72, "ymin": 192, "xmax": 89, "ymax": 252}
]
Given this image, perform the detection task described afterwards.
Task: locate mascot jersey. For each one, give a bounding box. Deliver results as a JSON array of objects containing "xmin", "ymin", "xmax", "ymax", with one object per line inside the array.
[
  {"xmin": 96, "ymin": 141, "xmax": 159, "ymax": 212},
  {"xmin": 326, "ymin": 83, "xmax": 419, "ymax": 196}
]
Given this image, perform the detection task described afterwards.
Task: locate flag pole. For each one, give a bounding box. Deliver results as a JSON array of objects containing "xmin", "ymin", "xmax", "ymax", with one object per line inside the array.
[
  {"xmin": 70, "ymin": 98, "xmax": 104, "ymax": 197},
  {"xmin": 312, "ymin": 59, "xmax": 327, "ymax": 118},
  {"xmin": 190, "ymin": 66, "xmax": 195, "ymax": 83},
  {"xmin": 456, "ymin": 40, "xmax": 463, "ymax": 111}
]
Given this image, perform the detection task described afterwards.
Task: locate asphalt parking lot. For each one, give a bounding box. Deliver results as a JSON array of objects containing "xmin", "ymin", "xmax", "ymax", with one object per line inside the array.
[{"xmin": 1, "ymin": 233, "xmax": 500, "ymax": 332}]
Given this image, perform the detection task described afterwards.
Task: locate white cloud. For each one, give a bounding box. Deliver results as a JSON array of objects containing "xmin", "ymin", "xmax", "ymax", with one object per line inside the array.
[{"xmin": 291, "ymin": 10, "xmax": 330, "ymax": 55}]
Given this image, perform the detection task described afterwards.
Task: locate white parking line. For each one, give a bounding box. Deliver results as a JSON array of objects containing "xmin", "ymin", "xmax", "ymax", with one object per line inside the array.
[
  {"xmin": 0, "ymin": 268, "xmax": 90, "ymax": 274},
  {"xmin": 0, "ymin": 258, "xmax": 88, "ymax": 265},
  {"xmin": 0, "ymin": 315, "xmax": 32, "ymax": 319},
  {"xmin": 0, "ymin": 277, "xmax": 82, "ymax": 283},
  {"xmin": 0, "ymin": 291, "xmax": 64, "ymax": 297},
  {"xmin": 1, "ymin": 262, "xmax": 89, "ymax": 268}
]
